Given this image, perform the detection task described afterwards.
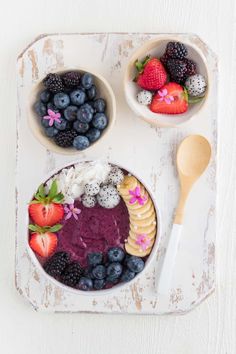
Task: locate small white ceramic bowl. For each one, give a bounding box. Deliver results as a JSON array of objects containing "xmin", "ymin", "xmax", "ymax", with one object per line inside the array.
[
  {"xmin": 26, "ymin": 159, "xmax": 162, "ymax": 296},
  {"xmin": 28, "ymin": 69, "xmax": 116, "ymax": 155},
  {"xmin": 124, "ymin": 36, "xmax": 209, "ymax": 128}
]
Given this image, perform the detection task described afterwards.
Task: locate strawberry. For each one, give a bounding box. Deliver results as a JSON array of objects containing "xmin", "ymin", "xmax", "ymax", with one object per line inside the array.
[
  {"xmin": 29, "ymin": 181, "xmax": 64, "ymax": 227},
  {"xmin": 135, "ymin": 56, "xmax": 167, "ymax": 90},
  {"xmin": 150, "ymin": 82, "xmax": 188, "ymax": 114},
  {"xmin": 28, "ymin": 224, "xmax": 62, "ymax": 258}
]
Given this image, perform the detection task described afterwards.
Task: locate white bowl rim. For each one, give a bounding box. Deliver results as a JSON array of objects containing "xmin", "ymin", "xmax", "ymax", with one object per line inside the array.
[
  {"xmin": 124, "ymin": 35, "xmax": 210, "ymax": 128},
  {"xmin": 28, "ymin": 67, "xmax": 116, "ymax": 155},
  {"xmin": 26, "ymin": 158, "xmax": 162, "ymax": 296}
]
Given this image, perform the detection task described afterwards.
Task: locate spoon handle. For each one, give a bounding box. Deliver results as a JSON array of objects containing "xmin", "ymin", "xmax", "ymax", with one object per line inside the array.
[{"xmin": 157, "ymin": 223, "xmax": 182, "ymax": 295}]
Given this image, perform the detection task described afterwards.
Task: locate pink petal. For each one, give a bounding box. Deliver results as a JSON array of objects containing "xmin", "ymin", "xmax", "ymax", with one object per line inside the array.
[
  {"xmin": 65, "ymin": 211, "xmax": 72, "ymax": 220},
  {"xmin": 47, "ymin": 109, "xmax": 54, "ymax": 116},
  {"xmin": 129, "ymin": 197, "xmax": 137, "ymax": 204},
  {"xmin": 169, "ymin": 95, "xmax": 174, "ymax": 101},
  {"xmin": 158, "ymin": 90, "xmax": 164, "ymax": 97},
  {"xmin": 157, "ymin": 97, "xmax": 164, "ymax": 102},
  {"xmin": 55, "ymin": 112, "xmax": 61, "ymax": 119},
  {"xmin": 135, "ymin": 186, "xmax": 141, "ymax": 197},
  {"xmin": 49, "ymin": 118, "xmax": 54, "ymax": 127},
  {"xmin": 73, "ymin": 212, "xmax": 79, "ymax": 220},
  {"xmin": 69, "ymin": 204, "xmax": 74, "ymax": 210},
  {"xmin": 164, "ymin": 97, "xmax": 172, "ymax": 104},
  {"xmin": 64, "ymin": 206, "xmax": 70, "ymax": 213},
  {"xmin": 129, "ymin": 189, "xmax": 136, "ymax": 196},
  {"xmin": 73, "ymin": 208, "xmax": 81, "ymax": 214},
  {"xmin": 162, "ymin": 88, "xmax": 168, "ymax": 96},
  {"xmin": 43, "ymin": 115, "xmax": 50, "ymax": 120}
]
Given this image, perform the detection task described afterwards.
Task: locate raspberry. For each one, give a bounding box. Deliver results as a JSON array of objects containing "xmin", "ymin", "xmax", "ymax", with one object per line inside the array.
[
  {"xmin": 43, "ymin": 73, "xmax": 64, "ymax": 93},
  {"xmin": 61, "ymin": 262, "xmax": 83, "ymax": 287},
  {"xmin": 166, "ymin": 42, "xmax": 188, "ymax": 60},
  {"xmin": 62, "ymin": 71, "xmax": 81, "ymax": 88},
  {"xmin": 44, "ymin": 252, "xmax": 70, "ymax": 278},
  {"xmin": 166, "ymin": 59, "xmax": 187, "ymax": 84},
  {"xmin": 54, "ymin": 129, "xmax": 78, "ymax": 148}
]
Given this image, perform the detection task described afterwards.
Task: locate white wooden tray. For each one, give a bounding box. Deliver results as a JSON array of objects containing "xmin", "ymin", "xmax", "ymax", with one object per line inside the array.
[{"xmin": 16, "ymin": 33, "xmax": 217, "ymax": 314}]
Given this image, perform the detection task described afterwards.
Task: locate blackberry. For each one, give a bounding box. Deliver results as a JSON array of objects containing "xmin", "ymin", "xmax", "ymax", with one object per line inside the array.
[
  {"xmin": 44, "ymin": 252, "xmax": 70, "ymax": 278},
  {"xmin": 43, "ymin": 73, "xmax": 64, "ymax": 93},
  {"xmin": 166, "ymin": 58, "xmax": 187, "ymax": 84},
  {"xmin": 166, "ymin": 42, "xmax": 188, "ymax": 60},
  {"xmin": 183, "ymin": 58, "xmax": 197, "ymax": 77},
  {"xmin": 62, "ymin": 71, "xmax": 81, "ymax": 88},
  {"xmin": 160, "ymin": 52, "xmax": 170, "ymax": 67},
  {"xmin": 61, "ymin": 262, "xmax": 83, "ymax": 287},
  {"xmin": 54, "ymin": 129, "xmax": 78, "ymax": 148}
]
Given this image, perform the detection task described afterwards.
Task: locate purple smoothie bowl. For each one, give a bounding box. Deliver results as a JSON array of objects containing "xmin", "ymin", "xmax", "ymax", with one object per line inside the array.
[{"xmin": 26, "ymin": 159, "xmax": 162, "ymax": 295}]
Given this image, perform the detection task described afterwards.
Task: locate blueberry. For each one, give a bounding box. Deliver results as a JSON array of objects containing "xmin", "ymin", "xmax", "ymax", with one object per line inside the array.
[
  {"xmin": 87, "ymin": 85, "xmax": 97, "ymax": 100},
  {"xmin": 93, "ymin": 279, "xmax": 106, "ymax": 290},
  {"xmin": 41, "ymin": 118, "xmax": 50, "ymax": 128},
  {"xmin": 54, "ymin": 118, "xmax": 69, "ymax": 131},
  {"xmin": 34, "ymin": 101, "xmax": 47, "ymax": 117},
  {"xmin": 121, "ymin": 269, "xmax": 136, "ymax": 282},
  {"xmin": 92, "ymin": 113, "xmax": 108, "ymax": 130},
  {"xmin": 92, "ymin": 265, "xmax": 106, "ymax": 280},
  {"xmin": 73, "ymin": 135, "xmax": 90, "ymax": 150},
  {"xmin": 106, "ymin": 262, "xmax": 123, "ymax": 280},
  {"xmin": 87, "ymin": 252, "xmax": 103, "ymax": 266},
  {"xmin": 73, "ymin": 120, "xmax": 89, "ymax": 133},
  {"xmin": 40, "ymin": 90, "xmax": 51, "ymax": 103},
  {"xmin": 64, "ymin": 105, "xmax": 78, "ymax": 122},
  {"xmin": 77, "ymin": 103, "xmax": 94, "ymax": 123},
  {"xmin": 94, "ymin": 98, "xmax": 106, "ymax": 113},
  {"xmin": 81, "ymin": 73, "xmax": 93, "ymax": 89},
  {"xmin": 107, "ymin": 247, "xmax": 125, "ymax": 263},
  {"xmin": 53, "ymin": 93, "xmax": 70, "ymax": 109},
  {"xmin": 84, "ymin": 267, "xmax": 95, "ymax": 280},
  {"xmin": 127, "ymin": 256, "xmax": 144, "ymax": 273},
  {"xmin": 70, "ymin": 89, "xmax": 86, "ymax": 106},
  {"xmin": 86, "ymin": 128, "xmax": 101, "ymax": 143},
  {"xmin": 86, "ymin": 100, "xmax": 95, "ymax": 109},
  {"xmin": 123, "ymin": 254, "xmax": 131, "ymax": 267},
  {"xmin": 47, "ymin": 102, "xmax": 59, "ymax": 113},
  {"xmin": 45, "ymin": 127, "xmax": 59, "ymax": 137},
  {"xmin": 77, "ymin": 277, "xmax": 93, "ymax": 291}
]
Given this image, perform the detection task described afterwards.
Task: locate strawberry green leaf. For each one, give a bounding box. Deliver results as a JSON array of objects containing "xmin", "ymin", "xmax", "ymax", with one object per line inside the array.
[
  {"xmin": 52, "ymin": 193, "xmax": 64, "ymax": 203},
  {"xmin": 38, "ymin": 184, "xmax": 45, "ymax": 198},
  {"xmin": 28, "ymin": 224, "xmax": 38, "ymax": 232},
  {"xmin": 49, "ymin": 224, "xmax": 63, "ymax": 232},
  {"xmin": 30, "ymin": 199, "xmax": 41, "ymax": 205},
  {"xmin": 48, "ymin": 180, "xmax": 58, "ymax": 200},
  {"xmin": 188, "ymin": 96, "xmax": 205, "ymax": 104},
  {"xmin": 135, "ymin": 55, "xmax": 150, "ymax": 74}
]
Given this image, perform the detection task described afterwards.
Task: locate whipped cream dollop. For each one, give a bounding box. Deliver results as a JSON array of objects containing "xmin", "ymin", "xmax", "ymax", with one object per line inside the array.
[{"xmin": 46, "ymin": 161, "xmax": 111, "ymax": 204}]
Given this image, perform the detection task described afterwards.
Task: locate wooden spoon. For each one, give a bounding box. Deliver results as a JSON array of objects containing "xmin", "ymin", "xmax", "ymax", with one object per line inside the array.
[{"xmin": 158, "ymin": 135, "xmax": 211, "ymax": 295}]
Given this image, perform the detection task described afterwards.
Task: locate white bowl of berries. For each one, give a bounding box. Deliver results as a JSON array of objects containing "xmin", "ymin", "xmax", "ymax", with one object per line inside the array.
[
  {"xmin": 29, "ymin": 69, "xmax": 116, "ymax": 154},
  {"xmin": 124, "ymin": 38, "xmax": 208, "ymax": 127}
]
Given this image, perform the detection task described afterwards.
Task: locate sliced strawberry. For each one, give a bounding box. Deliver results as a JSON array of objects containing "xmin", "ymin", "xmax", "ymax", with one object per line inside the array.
[
  {"xmin": 29, "ymin": 181, "xmax": 64, "ymax": 227},
  {"xmin": 29, "ymin": 203, "xmax": 64, "ymax": 227},
  {"xmin": 29, "ymin": 232, "xmax": 57, "ymax": 258},
  {"xmin": 135, "ymin": 56, "xmax": 167, "ymax": 90},
  {"xmin": 150, "ymin": 82, "xmax": 188, "ymax": 114},
  {"xmin": 29, "ymin": 224, "xmax": 62, "ymax": 258}
]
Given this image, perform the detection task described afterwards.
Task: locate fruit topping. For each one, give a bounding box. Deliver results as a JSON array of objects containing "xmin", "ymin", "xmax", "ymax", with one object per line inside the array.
[
  {"xmin": 43, "ymin": 73, "xmax": 64, "ymax": 93},
  {"xmin": 62, "ymin": 71, "xmax": 81, "ymax": 88},
  {"xmin": 53, "ymin": 92, "xmax": 70, "ymax": 109},
  {"xmin": 92, "ymin": 113, "xmax": 108, "ymax": 130},
  {"xmin": 44, "ymin": 251, "xmax": 70, "ymax": 277},
  {"xmin": 81, "ymin": 73, "xmax": 94, "ymax": 89},
  {"xmin": 107, "ymin": 166, "xmax": 124, "ymax": 186},
  {"xmin": 165, "ymin": 41, "xmax": 188, "ymax": 60},
  {"xmin": 54, "ymin": 129, "xmax": 78, "ymax": 148},
  {"xmin": 84, "ymin": 182, "xmax": 100, "ymax": 196},
  {"xmin": 77, "ymin": 277, "xmax": 93, "ymax": 291},
  {"xmin": 106, "ymin": 262, "xmax": 123, "ymax": 282},
  {"xmin": 183, "ymin": 58, "xmax": 197, "ymax": 77},
  {"xmin": 73, "ymin": 135, "xmax": 90, "ymax": 150},
  {"xmin": 97, "ymin": 184, "xmax": 120, "ymax": 209},
  {"xmin": 185, "ymin": 74, "xmax": 207, "ymax": 97},
  {"xmin": 29, "ymin": 181, "xmax": 64, "ymax": 227},
  {"xmin": 166, "ymin": 58, "xmax": 187, "ymax": 84},
  {"xmin": 81, "ymin": 194, "xmax": 97, "ymax": 208},
  {"xmin": 64, "ymin": 203, "xmax": 81, "ymax": 220},
  {"xmin": 121, "ymin": 269, "xmax": 136, "ymax": 282},
  {"xmin": 92, "ymin": 265, "xmax": 107, "ymax": 280},
  {"xmin": 77, "ymin": 103, "xmax": 94, "ymax": 123},
  {"xmin": 93, "ymin": 279, "xmax": 106, "ymax": 290},
  {"xmin": 93, "ymin": 98, "xmax": 106, "ymax": 112},
  {"xmin": 127, "ymin": 256, "xmax": 144, "ymax": 273},
  {"xmin": 107, "ymin": 247, "xmax": 125, "ymax": 263},
  {"xmin": 28, "ymin": 224, "xmax": 61, "ymax": 258},
  {"xmin": 150, "ymin": 83, "xmax": 188, "ymax": 114},
  {"xmin": 70, "ymin": 89, "xmax": 87, "ymax": 106},
  {"xmin": 61, "ymin": 261, "xmax": 83, "ymax": 287},
  {"xmin": 136, "ymin": 90, "xmax": 153, "ymax": 105},
  {"xmin": 135, "ymin": 56, "xmax": 167, "ymax": 90},
  {"xmin": 87, "ymin": 252, "xmax": 103, "ymax": 267}
]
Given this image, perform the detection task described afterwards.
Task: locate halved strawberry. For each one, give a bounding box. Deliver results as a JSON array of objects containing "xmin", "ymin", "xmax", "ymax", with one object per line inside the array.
[
  {"xmin": 150, "ymin": 82, "xmax": 188, "ymax": 114},
  {"xmin": 135, "ymin": 56, "xmax": 167, "ymax": 90},
  {"xmin": 29, "ymin": 181, "xmax": 64, "ymax": 227},
  {"xmin": 28, "ymin": 224, "xmax": 62, "ymax": 258}
]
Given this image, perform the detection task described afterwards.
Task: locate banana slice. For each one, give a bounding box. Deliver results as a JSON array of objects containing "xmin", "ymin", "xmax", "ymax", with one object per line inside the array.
[
  {"xmin": 117, "ymin": 176, "xmax": 138, "ymax": 196},
  {"xmin": 125, "ymin": 242, "xmax": 153, "ymax": 257},
  {"xmin": 130, "ymin": 222, "xmax": 156, "ymax": 235},
  {"xmin": 129, "ymin": 229, "xmax": 156, "ymax": 241},
  {"xmin": 127, "ymin": 236, "xmax": 155, "ymax": 250},
  {"xmin": 130, "ymin": 206, "xmax": 155, "ymax": 221},
  {"xmin": 130, "ymin": 211, "xmax": 156, "ymax": 227}
]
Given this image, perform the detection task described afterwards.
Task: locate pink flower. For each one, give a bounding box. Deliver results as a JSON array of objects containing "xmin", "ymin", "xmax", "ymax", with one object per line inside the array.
[
  {"xmin": 129, "ymin": 186, "xmax": 147, "ymax": 205},
  {"xmin": 157, "ymin": 88, "xmax": 174, "ymax": 104},
  {"xmin": 43, "ymin": 109, "xmax": 61, "ymax": 127},
  {"xmin": 135, "ymin": 234, "xmax": 151, "ymax": 251},
  {"xmin": 64, "ymin": 204, "xmax": 81, "ymax": 221}
]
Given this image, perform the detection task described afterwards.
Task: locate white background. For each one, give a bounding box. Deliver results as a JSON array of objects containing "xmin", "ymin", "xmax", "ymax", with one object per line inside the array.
[{"xmin": 0, "ymin": 0, "xmax": 235, "ymax": 353}]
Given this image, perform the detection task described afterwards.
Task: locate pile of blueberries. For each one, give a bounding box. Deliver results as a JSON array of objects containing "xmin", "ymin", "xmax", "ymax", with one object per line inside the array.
[
  {"xmin": 34, "ymin": 71, "xmax": 108, "ymax": 150},
  {"xmin": 79, "ymin": 247, "xmax": 145, "ymax": 290}
]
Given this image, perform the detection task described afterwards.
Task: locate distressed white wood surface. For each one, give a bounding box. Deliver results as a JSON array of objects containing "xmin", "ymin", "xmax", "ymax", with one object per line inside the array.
[
  {"xmin": 16, "ymin": 33, "xmax": 217, "ymax": 314},
  {"xmin": 1, "ymin": 0, "xmax": 236, "ymax": 353}
]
